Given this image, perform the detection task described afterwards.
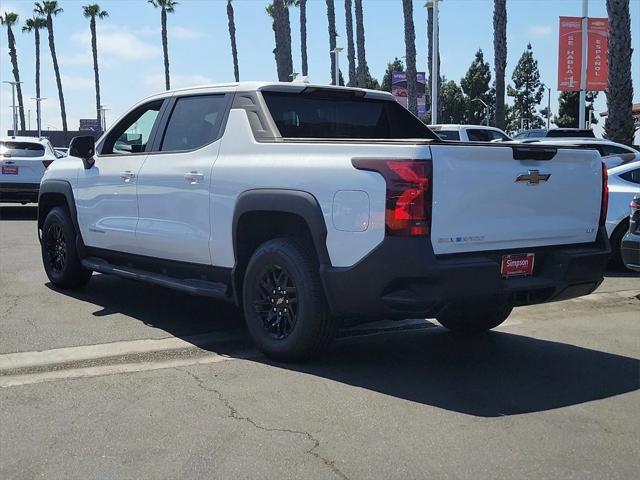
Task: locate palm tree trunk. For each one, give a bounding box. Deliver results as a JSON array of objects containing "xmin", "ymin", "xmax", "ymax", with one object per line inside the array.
[
  {"xmin": 402, "ymin": 0, "xmax": 417, "ymax": 115},
  {"xmin": 35, "ymin": 27, "xmax": 41, "ymax": 100},
  {"xmin": 354, "ymin": 0, "xmax": 367, "ymax": 87},
  {"xmin": 493, "ymin": 0, "xmax": 507, "ymax": 130},
  {"xmin": 326, "ymin": 0, "xmax": 337, "ymax": 85},
  {"xmin": 300, "ymin": 0, "xmax": 308, "ymax": 77},
  {"xmin": 344, "ymin": 0, "xmax": 356, "ymax": 86},
  {"xmin": 227, "ymin": 0, "xmax": 239, "ymax": 82},
  {"xmin": 161, "ymin": 7, "xmax": 170, "ymax": 90},
  {"xmin": 605, "ymin": 0, "xmax": 634, "ymax": 145},
  {"xmin": 427, "ymin": 5, "xmax": 441, "ymax": 123},
  {"xmin": 90, "ymin": 16, "xmax": 102, "ymax": 126},
  {"xmin": 272, "ymin": 0, "xmax": 293, "ymax": 82},
  {"xmin": 6, "ymin": 25, "xmax": 26, "ymax": 131},
  {"xmin": 45, "ymin": 14, "xmax": 67, "ymax": 132}
]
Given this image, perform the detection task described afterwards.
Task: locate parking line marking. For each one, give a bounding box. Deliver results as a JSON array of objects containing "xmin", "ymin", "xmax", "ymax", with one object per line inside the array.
[
  {"xmin": 0, "ymin": 331, "xmax": 244, "ymax": 372},
  {"xmin": 0, "ymin": 351, "xmax": 253, "ymax": 388}
]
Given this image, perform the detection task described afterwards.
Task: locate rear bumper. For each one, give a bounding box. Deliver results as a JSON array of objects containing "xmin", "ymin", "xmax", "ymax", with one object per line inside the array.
[
  {"xmin": 321, "ymin": 227, "xmax": 611, "ymax": 319},
  {"xmin": 621, "ymin": 231, "xmax": 640, "ymax": 272},
  {"xmin": 0, "ymin": 182, "xmax": 40, "ymax": 203}
]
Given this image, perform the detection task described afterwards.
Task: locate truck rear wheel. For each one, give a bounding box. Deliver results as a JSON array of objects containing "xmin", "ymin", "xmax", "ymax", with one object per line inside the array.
[
  {"xmin": 437, "ymin": 299, "xmax": 513, "ymax": 334},
  {"xmin": 242, "ymin": 237, "xmax": 337, "ymax": 362}
]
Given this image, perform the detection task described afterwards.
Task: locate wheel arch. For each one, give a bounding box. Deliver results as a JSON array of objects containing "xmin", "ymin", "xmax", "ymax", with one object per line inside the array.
[
  {"xmin": 231, "ymin": 189, "xmax": 330, "ymax": 304},
  {"xmin": 38, "ymin": 180, "xmax": 85, "ymax": 255}
]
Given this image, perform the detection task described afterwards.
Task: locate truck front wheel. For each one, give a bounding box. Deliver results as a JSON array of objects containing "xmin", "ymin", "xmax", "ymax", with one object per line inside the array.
[
  {"xmin": 242, "ymin": 237, "xmax": 338, "ymax": 362},
  {"xmin": 437, "ymin": 299, "xmax": 513, "ymax": 334}
]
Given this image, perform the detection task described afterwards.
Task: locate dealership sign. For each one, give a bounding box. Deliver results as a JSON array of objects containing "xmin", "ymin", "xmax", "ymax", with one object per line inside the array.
[
  {"xmin": 392, "ymin": 71, "xmax": 427, "ymax": 117},
  {"xmin": 557, "ymin": 16, "xmax": 608, "ymax": 91}
]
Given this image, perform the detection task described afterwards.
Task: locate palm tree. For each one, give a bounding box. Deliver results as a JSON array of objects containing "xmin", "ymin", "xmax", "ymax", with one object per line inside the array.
[
  {"xmin": 34, "ymin": 1, "xmax": 67, "ymax": 132},
  {"xmin": 226, "ymin": 0, "xmax": 239, "ymax": 82},
  {"xmin": 1, "ymin": 12, "xmax": 26, "ymax": 131},
  {"xmin": 354, "ymin": 0, "xmax": 368, "ymax": 87},
  {"xmin": 22, "ymin": 17, "xmax": 46, "ymax": 103},
  {"xmin": 402, "ymin": 0, "xmax": 417, "ymax": 115},
  {"xmin": 493, "ymin": 0, "xmax": 507, "ymax": 130},
  {"xmin": 148, "ymin": 0, "xmax": 177, "ymax": 91},
  {"xmin": 82, "ymin": 4, "xmax": 108, "ymax": 128},
  {"xmin": 326, "ymin": 0, "xmax": 339, "ymax": 85},
  {"xmin": 605, "ymin": 0, "xmax": 634, "ymax": 145},
  {"xmin": 426, "ymin": 2, "xmax": 441, "ymax": 122},
  {"xmin": 268, "ymin": 0, "xmax": 293, "ymax": 82},
  {"xmin": 344, "ymin": 0, "xmax": 356, "ymax": 86},
  {"xmin": 299, "ymin": 0, "xmax": 308, "ymax": 76}
]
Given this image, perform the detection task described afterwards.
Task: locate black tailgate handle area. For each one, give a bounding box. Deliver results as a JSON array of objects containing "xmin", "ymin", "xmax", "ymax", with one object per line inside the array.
[{"xmin": 512, "ymin": 146, "xmax": 557, "ymax": 161}]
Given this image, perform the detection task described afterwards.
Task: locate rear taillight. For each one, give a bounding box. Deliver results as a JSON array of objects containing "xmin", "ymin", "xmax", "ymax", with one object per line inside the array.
[
  {"xmin": 42, "ymin": 159, "xmax": 54, "ymax": 168},
  {"xmin": 599, "ymin": 162, "xmax": 608, "ymax": 226},
  {"xmin": 352, "ymin": 159, "xmax": 432, "ymax": 236}
]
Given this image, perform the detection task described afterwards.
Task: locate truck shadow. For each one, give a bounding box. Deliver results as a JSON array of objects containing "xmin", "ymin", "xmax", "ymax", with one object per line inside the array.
[
  {"xmin": 0, "ymin": 205, "xmax": 38, "ymax": 221},
  {"xmin": 49, "ymin": 273, "xmax": 639, "ymax": 418}
]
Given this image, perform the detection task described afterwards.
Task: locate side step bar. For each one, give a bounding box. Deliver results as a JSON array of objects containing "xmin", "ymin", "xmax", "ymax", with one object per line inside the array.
[{"xmin": 81, "ymin": 257, "xmax": 228, "ymax": 299}]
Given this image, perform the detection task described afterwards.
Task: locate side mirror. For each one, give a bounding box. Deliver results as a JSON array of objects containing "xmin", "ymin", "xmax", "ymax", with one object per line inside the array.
[{"xmin": 69, "ymin": 135, "xmax": 96, "ymax": 169}]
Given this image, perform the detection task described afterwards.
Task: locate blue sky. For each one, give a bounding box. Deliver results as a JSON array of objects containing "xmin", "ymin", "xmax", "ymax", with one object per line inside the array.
[{"xmin": 0, "ymin": 0, "xmax": 638, "ymax": 136}]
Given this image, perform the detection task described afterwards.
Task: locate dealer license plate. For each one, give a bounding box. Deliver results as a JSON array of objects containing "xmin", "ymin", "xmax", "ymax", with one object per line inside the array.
[{"xmin": 501, "ymin": 253, "xmax": 535, "ymax": 278}]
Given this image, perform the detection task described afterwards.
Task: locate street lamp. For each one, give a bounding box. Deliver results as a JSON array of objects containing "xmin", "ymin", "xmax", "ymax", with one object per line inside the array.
[
  {"xmin": 472, "ymin": 98, "xmax": 489, "ymax": 126},
  {"xmin": 3, "ymin": 80, "xmax": 23, "ymax": 137},
  {"xmin": 31, "ymin": 97, "xmax": 47, "ymax": 138},
  {"xmin": 330, "ymin": 47, "xmax": 343, "ymax": 86}
]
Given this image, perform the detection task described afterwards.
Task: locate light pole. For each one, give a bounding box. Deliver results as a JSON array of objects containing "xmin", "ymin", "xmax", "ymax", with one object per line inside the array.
[
  {"xmin": 472, "ymin": 98, "xmax": 489, "ymax": 126},
  {"xmin": 546, "ymin": 86, "xmax": 551, "ymax": 130},
  {"xmin": 99, "ymin": 105, "xmax": 110, "ymax": 132},
  {"xmin": 427, "ymin": 0, "xmax": 441, "ymax": 124},
  {"xmin": 31, "ymin": 97, "xmax": 46, "ymax": 138},
  {"xmin": 3, "ymin": 80, "xmax": 23, "ymax": 137},
  {"xmin": 330, "ymin": 47, "xmax": 343, "ymax": 86},
  {"xmin": 578, "ymin": 0, "xmax": 588, "ymax": 129}
]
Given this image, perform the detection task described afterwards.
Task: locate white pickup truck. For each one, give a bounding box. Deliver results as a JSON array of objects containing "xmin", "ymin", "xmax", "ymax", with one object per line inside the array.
[{"xmin": 38, "ymin": 82, "xmax": 610, "ymax": 361}]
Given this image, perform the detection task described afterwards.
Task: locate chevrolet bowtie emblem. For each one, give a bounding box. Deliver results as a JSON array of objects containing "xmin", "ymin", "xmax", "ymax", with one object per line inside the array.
[{"xmin": 515, "ymin": 170, "xmax": 551, "ymax": 185}]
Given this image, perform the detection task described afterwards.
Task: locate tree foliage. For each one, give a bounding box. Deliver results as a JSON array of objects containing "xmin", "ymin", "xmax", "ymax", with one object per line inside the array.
[
  {"xmin": 555, "ymin": 91, "xmax": 598, "ymax": 128},
  {"xmin": 440, "ymin": 78, "xmax": 466, "ymax": 124},
  {"xmin": 506, "ymin": 43, "xmax": 545, "ymax": 132},
  {"xmin": 460, "ymin": 49, "xmax": 492, "ymax": 125},
  {"xmin": 381, "ymin": 57, "xmax": 404, "ymax": 92}
]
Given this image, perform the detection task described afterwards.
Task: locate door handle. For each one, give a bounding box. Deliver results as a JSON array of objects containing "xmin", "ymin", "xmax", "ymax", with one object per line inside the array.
[
  {"xmin": 184, "ymin": 171, "xmax": 204, "ymax": 184},
  {"xmin": 120, "ymin": 170, "xmax": 136, "ymax": 182}
]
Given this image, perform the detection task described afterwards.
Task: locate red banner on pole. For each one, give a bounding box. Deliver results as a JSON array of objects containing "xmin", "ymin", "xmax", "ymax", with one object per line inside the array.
[
  {"xmin": 587, "ymin": 18, "xmax": 608, "ymax": 91},
  {"xmin": 558, "ymin": 16, "xmax": 582, "ymax": 91}
]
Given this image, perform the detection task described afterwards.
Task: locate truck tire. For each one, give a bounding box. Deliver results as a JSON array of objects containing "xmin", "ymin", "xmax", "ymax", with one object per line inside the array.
[
  {"xmin": 242, "ymin": 237, "xmax": 337, "ymax": 362},
  {"xmin": 437, "ymin": 299, "xmax": 513, "ymax": 334},
  {"xmin": 609, "ymin": 219, "xmax": 629, "ymax": 270},
  {"xmin": 41, "ymin": 206, "xmax": 92, "ymax": 289}
]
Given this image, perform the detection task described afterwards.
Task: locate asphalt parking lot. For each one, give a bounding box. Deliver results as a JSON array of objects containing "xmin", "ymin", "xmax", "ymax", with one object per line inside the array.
[{"xmin": 1, "ymin": 204, "xmax": 639, "ymax": 479}]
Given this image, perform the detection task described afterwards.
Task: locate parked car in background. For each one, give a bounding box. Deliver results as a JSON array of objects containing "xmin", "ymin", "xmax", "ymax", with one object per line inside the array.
[
  {"xmin": 621, "ymin": 195, "xmax": 640, "ymax": 271},
  {"xmin": 54, "ymin": 147, "xmax": 69, "ymax": 157},
  {"xmin": 0, "ymin": 136, "xmax": 60, "ymax": 204},
  {"xmin": 512, "ymin": 128, "xmax": 596, "ymax": 140},
  {"xmin": 606, "ymin": 161, "xmax": 640, "ymax": 269},
  {"xmin": 429, "ymin": 124, "xmax": 511, "ymax": 142}
]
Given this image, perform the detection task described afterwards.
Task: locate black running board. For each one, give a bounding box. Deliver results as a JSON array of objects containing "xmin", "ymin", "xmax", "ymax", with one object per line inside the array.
[{"xmin": 82, "ymin": 257, "xmax": 228, "ymax": 299}]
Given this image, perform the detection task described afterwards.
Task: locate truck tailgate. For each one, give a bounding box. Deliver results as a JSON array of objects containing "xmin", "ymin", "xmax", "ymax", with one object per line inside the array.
[{"xmin": 430, "ymin": 144, "xmax": 603, "ymax": 255}]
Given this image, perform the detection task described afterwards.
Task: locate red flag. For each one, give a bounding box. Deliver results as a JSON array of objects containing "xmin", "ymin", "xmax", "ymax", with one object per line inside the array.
[
  {"xmin": 587, "ymin": 18, "xmax": 608, "ymax": 91},
  {"xmin": 558, "ymin": 17, "xmax": 583, "ymax": 91}
]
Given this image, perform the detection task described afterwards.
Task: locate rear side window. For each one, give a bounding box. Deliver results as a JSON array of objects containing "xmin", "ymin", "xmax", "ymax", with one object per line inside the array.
[
  {"xmin": 599, "ymin": 144, "xmax": 632, "ymax": 156},
  {"xmin": 0, "ymin": 142, "xmax": 45, "ymax": 157},
  {"xmin": 437, "ymin": 130, "xmax": 460, "ymax": 141},
  {"xmin": 262, "ymin": 90, "xmax": 438, "ymax": 140},
  {"xmin": 466, "ymin": 129, "xmax": 490, "ymax": 141},
  {"xmin": 619, "ymin": 168, "xmax": 640, "ymax": 184},
  {"xmin": 160, "ymin": 94, "xmax": 228, "ymax": 152}
]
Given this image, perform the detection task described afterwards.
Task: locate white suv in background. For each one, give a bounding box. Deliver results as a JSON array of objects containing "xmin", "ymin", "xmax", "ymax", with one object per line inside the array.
[
  {"xmin": 428, "ymin": 124, "xmax": 511, "ymax": 142},
  {"xmin": 1, "ymin": 136, "xmax": 60, "ymax": 204}
]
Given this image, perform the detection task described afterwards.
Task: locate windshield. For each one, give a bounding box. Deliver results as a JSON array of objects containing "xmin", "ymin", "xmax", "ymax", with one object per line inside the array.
[
  {"xmin": 262, "ymin": 90, "xmax": 439, "ymax": 140},
  {"xmin": 0, "ymin": 141, "xmax": 45, "ymax": 158}
]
